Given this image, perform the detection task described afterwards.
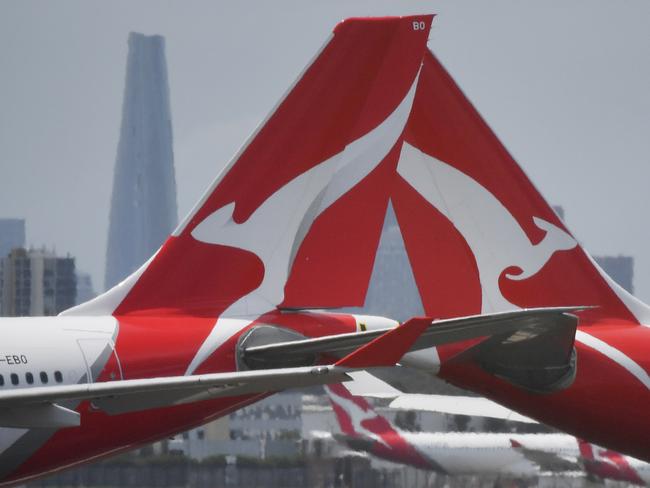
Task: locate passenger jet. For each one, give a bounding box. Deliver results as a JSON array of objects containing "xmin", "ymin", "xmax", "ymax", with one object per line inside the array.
[{"xmin": 326, "ymin": 384, "xmax": 650, "ymax": 485}]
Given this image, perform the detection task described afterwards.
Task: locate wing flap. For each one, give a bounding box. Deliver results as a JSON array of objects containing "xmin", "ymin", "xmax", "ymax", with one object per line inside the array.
[
  {"xmin": 94, "ymin": 368, "xmax": 350, "ymax": 415},
  {"xmin": 0, "ymin": 367, "xmax": 349, "ymax": 409}
]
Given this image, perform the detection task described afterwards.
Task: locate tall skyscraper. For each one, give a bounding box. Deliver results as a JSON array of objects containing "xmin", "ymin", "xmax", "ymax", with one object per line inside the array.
[
  {"xmin": 361, "ymin": 203, "xmax": 425, "ymax": 322},
  {"xmin": 105, "ymin": 33, "xmax": 177, "ymax": 291},
  {"xmin": 0, "ymin": 218, "xmax": 26, "ymax": 258},
  {"xmin": 1, "ymin": 248, "xmax": 76, "ymax": 316}
]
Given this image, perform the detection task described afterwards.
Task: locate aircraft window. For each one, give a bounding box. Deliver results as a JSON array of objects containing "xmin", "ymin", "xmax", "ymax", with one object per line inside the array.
[
  {"xmin": 25, "ymin": 372, "xmax": 34, "ymax": 384},
  {"xmin": 54, "ymin": 371, "xmax": 63, "ymax": 383},
  {"xmin": 40, "ymin": 372, "xmax": 48, "ymax": 384},
  {"xmin": 0, "ymin": 374, "xmax": 3, "ymax": 386},
  {"xmin": 10, "ymin": 373, "xmax": 18, "ymax": 386}
]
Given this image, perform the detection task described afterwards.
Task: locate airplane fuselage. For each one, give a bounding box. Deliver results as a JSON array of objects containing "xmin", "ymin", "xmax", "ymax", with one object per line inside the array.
[{"xmin": 371, "ymin": 432, "xmax": 577, "ymax": 477}]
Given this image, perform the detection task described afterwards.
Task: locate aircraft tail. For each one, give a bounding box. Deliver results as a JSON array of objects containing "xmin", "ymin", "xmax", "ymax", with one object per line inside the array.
[
  {"xmin": 326, "ymin": 383, "xmax": 395, "ymax": 438},
  {"xmin": 63, "ymin": 16, "xmax": 433, "ymax": 318},
  {"xmin": 325, "ymin": 383, "xmax": 434, "ymax": 469},
  {"xmin": 578, "ymin": 439, "xmax": 644, "ymax": 485},
  {"xmin": 392, "ymin": 50, "xmax": 650, "ymax": 325}
]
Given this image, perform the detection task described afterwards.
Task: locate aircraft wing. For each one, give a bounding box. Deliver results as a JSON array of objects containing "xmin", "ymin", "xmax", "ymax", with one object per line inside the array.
[
  {"xmin": 242, "ymin": 307, "xmax": 580, "ymax": 366},
  {"xmin": 0, "ymin": 317, "xmax": 431, "ymax": 429},
  {"xmin": 389, "ymin": 394, "xmax": 538, "ymax": 424},
  {"xmin": 1, "ymin": 308, "xmax": 578, "ymax": 429},
  {"xmin": 510, "ymin": 439, "xmax": 582, "ymax": 472}
]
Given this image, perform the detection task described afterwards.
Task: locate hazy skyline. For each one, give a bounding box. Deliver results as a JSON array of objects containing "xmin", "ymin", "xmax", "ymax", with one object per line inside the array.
[{"xmin": 1, "ymin": 2, "xmax": 649, "ymax": 301}]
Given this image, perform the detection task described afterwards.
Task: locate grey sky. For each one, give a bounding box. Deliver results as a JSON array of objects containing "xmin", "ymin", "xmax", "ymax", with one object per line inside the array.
[{"xmin": 1, "ymin": 1, "xmax": 649, "ymax": 301}]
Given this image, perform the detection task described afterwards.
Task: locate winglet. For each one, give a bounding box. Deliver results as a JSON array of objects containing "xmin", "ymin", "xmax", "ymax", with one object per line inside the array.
[
  {"xmin": 510, "ymin": 439, "xmax": 523, "ymax": 449},
  {"xmin": 335, "ymin": 317, "xmax": 431, "ymax": 368}
]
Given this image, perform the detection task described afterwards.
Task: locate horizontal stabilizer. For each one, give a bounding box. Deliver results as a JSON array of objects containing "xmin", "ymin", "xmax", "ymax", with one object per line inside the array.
[
  {"xmin": 445, "ymin": 308, "xmax": 579, "ymax": 393},
  {"xmin": 242, "ymin": 307, "xmax": 581, "ymax": 367}
]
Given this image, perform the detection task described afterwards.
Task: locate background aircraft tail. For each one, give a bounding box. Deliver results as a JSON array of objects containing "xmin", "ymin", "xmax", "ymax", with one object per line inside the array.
[
  {"xmin": 325, "ymin": 383, "xmax": 432, "ymax": 469},
  {"xmin": 578, "ymin": 438, "xmax": 645, "ymax": 485},
  {"xmin": 392, "ymin": 50, "xmax": 650, "ymax": 325},
  {"xmin": 326, "ymin": 383, "xmax": 395, "ymax": 438}
]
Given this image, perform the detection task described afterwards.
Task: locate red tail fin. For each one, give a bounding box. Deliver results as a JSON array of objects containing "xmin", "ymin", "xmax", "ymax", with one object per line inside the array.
[
  {"xmin": 578, "ymin": 438, "xmax": 595, "ymax": 459},
  {"xmin": 509, "ymin": 439, "xmax": 523, "ymax": 449},
  {"xmin": 64, "ymin": 16, "xmax": 433, "ymax": 318},
  {"xmin": 325, "ymin": 383, "xmax": 433, "ymax": 469},
  {"xmin": 326, "ymin": 383, "xmax": 392, "ymax": 437},
  {"xmin": 391, "ymin": 50, "xmax": 650, "ymax": 324},
  {"xmin": 578, "ymin": 438, "xmax": 645, "ymax": 485}
]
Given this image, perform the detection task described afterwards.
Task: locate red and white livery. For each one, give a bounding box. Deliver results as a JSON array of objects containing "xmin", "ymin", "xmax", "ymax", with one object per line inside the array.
[
  {"xmin": 387, "ymin": 45, "xmax": 650, "ymax": 462},
  {"xmin": 326, "ymin": 383, "xmax": 579, "ymax": 478},
  {"xmin": 579, "ymin": 439, "xmax": 650, "ymax": 486}
]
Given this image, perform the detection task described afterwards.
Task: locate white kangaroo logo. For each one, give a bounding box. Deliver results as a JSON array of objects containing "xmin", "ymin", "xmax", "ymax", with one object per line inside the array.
[
  {"xmin": 396, "ymin": 142, "xmax": 577, "ymax": 313},
  {"xmin": 184, "ymin": 73, "xmax": 421, "ymax": 374},
  {"xmin": 396, "ymin": 143, "xmax": 650, "ymax": 391}
]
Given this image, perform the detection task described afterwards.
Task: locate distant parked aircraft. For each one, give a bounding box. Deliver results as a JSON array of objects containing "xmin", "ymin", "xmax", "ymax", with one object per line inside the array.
[{"xmin": 326, "ymin": 384, "xmax": 650, "ymax": 485}]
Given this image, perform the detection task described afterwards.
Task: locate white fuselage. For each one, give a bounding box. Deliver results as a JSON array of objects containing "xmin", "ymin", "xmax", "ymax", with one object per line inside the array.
[
  {"xmin": 399, "ymin": 432, "xmax": 578, "ymax": 477},
  {"xmin": 0, "ymin": 317, "xmax": 119, "ymax": 460},
  {"xmin": 0, "ymin": 316, "xmax": 119, "ymax": 388},
  {"xmin": 628, "ymin": 458, "xmax": 650, "ymax": 484}
]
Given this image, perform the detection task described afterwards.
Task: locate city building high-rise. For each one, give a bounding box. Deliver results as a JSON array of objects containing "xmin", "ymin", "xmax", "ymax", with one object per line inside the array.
[
  {"xmin": 0, "ymin": 248, "xmax": 77, "ymax": 316},
  {"xmin": 0, "ymin": 218, "xmax": 26, "ymax": 258},
  {"xmin": 76, "ymin": 271, "xmax": 97, "ymax": 305},
  {"xmin": 595, "ymin": 255, "xmax": 634, "ymax": 294},
  {"xmin": 104, "ymin": 32, "xmax": 177, "ymax": 291}
]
